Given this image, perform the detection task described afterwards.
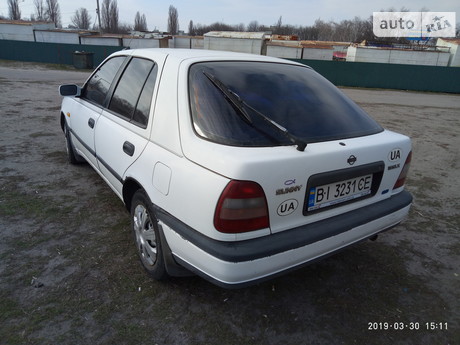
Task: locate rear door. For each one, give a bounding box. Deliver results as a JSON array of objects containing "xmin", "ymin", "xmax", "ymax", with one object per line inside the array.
[
  {"xmin": 94, "ymin": 57, "xmax": 160, "ymax": 196},
  {"xmin": 69, "ymin": 56, "xmax": 126, "ymax": 167}
]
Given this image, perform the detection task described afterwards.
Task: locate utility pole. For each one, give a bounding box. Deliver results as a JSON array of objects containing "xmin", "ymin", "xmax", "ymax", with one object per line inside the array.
[{"xmin": 96, "ymin": 0, "xmax": 102, "ymax": 31}]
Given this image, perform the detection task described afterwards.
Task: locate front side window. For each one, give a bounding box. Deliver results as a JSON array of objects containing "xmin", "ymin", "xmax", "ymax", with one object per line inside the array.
[
  {"xmin": 82, "ymin": 56, "xmax": 125, "ymax": 106},
  {"xmin": 189, "ymin": 62, "xmax": 383, "ymax": 147},
  {"xmin": 109, "ymin": 58, "xmax": 157, "ymax": 127}
]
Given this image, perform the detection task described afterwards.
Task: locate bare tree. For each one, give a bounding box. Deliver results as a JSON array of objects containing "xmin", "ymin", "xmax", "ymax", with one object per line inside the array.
[
  {"xmin": 134, "ymin": 11, "xmax": 147, "ymax": 31},
  {"xmin": 247, "ymin": 20, "xmax": 259, "ymax": 31},
  {"xmin": 8, "ymin": 0, "xmax": 21, "ymax": 20},
  {"xmin": 101, "ymin": 0, "xmax": 110, "ymax": 30},
  {"xmin": 274, "ymin": 16, "xmax": 282, "ymax": 33},
  {"xmin": 314, "ymin": 19, "xmax": 336, "ymax": 41},
  {"xmin": 235, "ymin": 23, "xmax": 246, "ymax": 32},
  {"xmin": 109, "ymin": 1, "xmax": 119, "ymax": 31},
  {"xmin": 45, "ymin": 0, "xmax": 61, "ymax": 27},
  {"xmin": 188, "ymin": 15, "xmax": 380, "ymax": 42},
  {"xmin": 71, "ymin": 8, "xmax": 92, "ymax": 30},
  {"xmin": 33, "ymin": 0, "xmax": 45, "ymax": 21},
  {"xmin": 191, "ymin": 21, "xmax": 245, "ymax": 36},
  {"xmin": 188, "ymin": 20, "xmax": 194, "ymax": 35},
  {"xmin": 167, "ymin": 5, "xmax": 179, "ymax": 35},
  {"xmin": 101, "ymin": 0, "xmax": 119, "ymax": 33}
]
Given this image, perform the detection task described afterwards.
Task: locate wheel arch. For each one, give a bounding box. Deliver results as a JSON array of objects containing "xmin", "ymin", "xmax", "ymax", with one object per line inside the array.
[
  {"xmin": 124, "ymin": 178, "xmax": 193, "ymax": 277},
  {"xmin": 123, "ymin": 178, "xmax": 143, "ymax": 212},
  {"xmin": 60, "ymin": 112, "xmax": 66, "ymax": 132}
]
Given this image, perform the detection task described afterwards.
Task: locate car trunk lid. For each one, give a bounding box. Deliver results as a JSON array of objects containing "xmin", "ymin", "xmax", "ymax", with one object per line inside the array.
[{"xmin": 181, "ymin": 129, "xmax": 411, "ymax": 235}]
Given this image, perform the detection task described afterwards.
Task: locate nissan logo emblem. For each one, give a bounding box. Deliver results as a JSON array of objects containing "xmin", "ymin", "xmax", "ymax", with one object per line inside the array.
[{"xmin": 347, "ymin": 155, "xmax": 357, "ymax": 165}]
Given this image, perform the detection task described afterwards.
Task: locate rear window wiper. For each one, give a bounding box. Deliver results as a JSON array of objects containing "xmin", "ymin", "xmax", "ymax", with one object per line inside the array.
[{"xmin": 203, "ymin": 71, "xmax": 307, "ymax": 151}]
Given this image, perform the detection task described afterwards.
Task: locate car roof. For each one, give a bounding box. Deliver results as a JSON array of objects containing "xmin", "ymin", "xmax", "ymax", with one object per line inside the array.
[{"xmin": 111, "ymin": 48, "xmax": 304, "ymax": 65}]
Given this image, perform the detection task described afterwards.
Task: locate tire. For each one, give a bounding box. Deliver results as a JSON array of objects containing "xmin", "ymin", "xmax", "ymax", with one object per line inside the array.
[
  {"xmin": 130, "ymin": 190, "xmax": 168, "ymax": 280},
  {"xmin": 64, "ymin": 124, "xmax": 84, "ymax": 164}
]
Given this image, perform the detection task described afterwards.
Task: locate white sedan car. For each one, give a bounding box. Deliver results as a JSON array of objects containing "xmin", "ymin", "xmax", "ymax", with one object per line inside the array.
[{"xmin": 59, "ymin": 49, "xmax": 412, "ymax": 288}]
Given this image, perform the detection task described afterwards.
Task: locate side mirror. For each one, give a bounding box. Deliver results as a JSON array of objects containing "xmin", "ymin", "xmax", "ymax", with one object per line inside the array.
[{"xmin": 59, "ymin": 84, "xmax": 81, "ymax": 97}]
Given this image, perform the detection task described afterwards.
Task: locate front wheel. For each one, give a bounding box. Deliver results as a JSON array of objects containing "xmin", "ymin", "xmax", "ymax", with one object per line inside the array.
[
  {"xmin": 64, "ymin": 123, "xmax": 84, "ymax": 164},
  {"xmin": 130, "ymin": 190, "xmax": 168, "ymax": 280}
]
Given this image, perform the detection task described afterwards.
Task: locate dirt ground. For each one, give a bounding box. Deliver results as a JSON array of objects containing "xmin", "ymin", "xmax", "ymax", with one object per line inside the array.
[{"xmin": 0, "ymin": 60, "xmax": 459, "ymax": 345}]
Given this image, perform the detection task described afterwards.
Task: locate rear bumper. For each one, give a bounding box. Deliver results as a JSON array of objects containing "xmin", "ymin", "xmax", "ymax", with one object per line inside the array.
[{"xmin": 156, "ymin": 190, "xmax": 412, "ymax": 288}]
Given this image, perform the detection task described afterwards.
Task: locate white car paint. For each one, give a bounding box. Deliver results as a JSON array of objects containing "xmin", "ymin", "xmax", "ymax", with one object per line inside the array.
[{"xmin": 60, "ymin": 49, "xmax": 413, "ymax": 288}]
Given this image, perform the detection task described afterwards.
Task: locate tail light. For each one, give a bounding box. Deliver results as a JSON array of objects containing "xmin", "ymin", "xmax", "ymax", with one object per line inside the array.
[
  {"xmin": 214, "ymin": 180, "xmax": 269, "ymax": 233},
  {"xmin": 393, "ymin": 151, "xmax": 412, "ymax": 189}
]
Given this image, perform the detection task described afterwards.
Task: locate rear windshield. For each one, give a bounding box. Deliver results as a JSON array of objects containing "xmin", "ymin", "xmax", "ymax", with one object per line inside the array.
[{"xmin": 188, "ymin": 61, "xmax": 383, "ymax": 147}]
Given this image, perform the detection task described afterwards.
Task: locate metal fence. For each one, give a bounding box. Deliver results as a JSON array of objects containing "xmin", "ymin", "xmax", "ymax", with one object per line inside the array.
[
  {"xmin": 0, "ymin": 39, "xmax": 123, "ymax": 68},
  {"xmin": 292, "ymin": 59, "xmax": 460, "ymax": 93},
  {"xmin": 0, "ymin": 39, "xmax": 458, "ymax": 93}
]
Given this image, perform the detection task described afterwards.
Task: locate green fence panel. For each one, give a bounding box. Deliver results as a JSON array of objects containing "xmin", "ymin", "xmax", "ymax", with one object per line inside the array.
[
  {"xmin": 0, "ymin": 40, "xmax": 124, "ymax": 67},
  {"xmin": 291, "ymin": 59, "xmax": 460, "ymax": 93},
  {"xmin": 1, "ymin": 40, "xmax": 458, "ymax": 93}
]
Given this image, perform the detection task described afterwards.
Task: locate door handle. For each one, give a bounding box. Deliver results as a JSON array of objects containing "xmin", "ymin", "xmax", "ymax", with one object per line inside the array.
[
  {"xmin": 88, "ymin": 118, "xmax": 95, "ymax": 128},
  {"xmin": 123, "ymin": 141, "xmax": 135, "ymax": 156}
]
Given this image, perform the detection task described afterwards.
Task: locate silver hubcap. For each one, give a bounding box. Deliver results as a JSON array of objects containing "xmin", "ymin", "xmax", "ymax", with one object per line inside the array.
[{"xmin": 133, "ymin": 204, "xmax": 157, "ymax": 266}]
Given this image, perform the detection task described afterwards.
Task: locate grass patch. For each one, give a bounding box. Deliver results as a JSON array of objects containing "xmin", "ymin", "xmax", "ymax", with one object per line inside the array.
[
  {"xmin": 29, "ymin": 132, "xmax": 55, "ymax": 138},
  {"xmin": 0, "ymin": 59, "xmax": 77, "ymax": 71},
  {"xmin": 0, "ymin": 297, "xmax": 24, "ymax": 322},
  {"xmin": 0, "ymin": 187, "xmax": 72, "ymax": 220}
]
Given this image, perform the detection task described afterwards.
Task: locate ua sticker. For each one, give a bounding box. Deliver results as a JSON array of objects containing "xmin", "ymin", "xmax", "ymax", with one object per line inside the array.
[
  {"xmin": 388, "ymin": 148, "xmax": 402, "ymax": 162},
  {"xmin": 277, "ymin": 199, "xmax": 299, "ymax": 216}
]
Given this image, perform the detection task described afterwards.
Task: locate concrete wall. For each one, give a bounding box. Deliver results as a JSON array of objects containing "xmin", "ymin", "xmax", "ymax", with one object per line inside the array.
[
  {"xmin": 302, "ymin": 47, "xmax": 333, "ymax": 60},
  {"xmin": 123, "ymin": 37, "xmax": 159, "ymax": 48},
  {"xmin": 267, "ymin": 41, "xmax": 337, "ymax": 60},
  {"xmin": 122, "ymin": 37, "xmax": 169, "ymax": 49},
  {"xmin": 172, "ymin": 36, "xmax": 192, "ymax": 49},
  {"xmin": 437, "ymin": 39, "xmax": 460, "ymax": 67},
  {"xmin": 192, "ymin": 37, "xmax": 204, "ymax": 49},
  {"xmin": 171, "ymin": 36, "xmax": 204, "ymax": 49},
  {"xmin": 80, "ymin": 36, "xmax": 122, "ymax": 46},
  {"xmin": 205, "ymin": 37, "xmax": 265, "ymax": 54},
  {"xmin": 0, "ymin": 24, "xmax": 35, "ymax": 42},
  {"xmin": 0, "ymin": 22, "xmax": 55, "ymax": 41},
  {"xmin": 0, "ymin": 23, "xmax": 34, "ymax": 41},
  {"xmin": 266, "ymin": 44, "xmax": 302, "ymax": 58},
  {"xmin": 347, "ymin": 46, "xmax": 449, "ymax": 66},
  {"xmin": 1, "ymin": 21, "xmax": 458, "ymax": 70},
  {"xmin": 34, "ymin": 30, "xmax": 81, "ymax": 44},
  {"xmin": 449, "ymin": 45, "xmax": 460, "ymax": 67},
  {"xmin": 204, "ymin": 32, "xmax": 268, "ymax": 55}
]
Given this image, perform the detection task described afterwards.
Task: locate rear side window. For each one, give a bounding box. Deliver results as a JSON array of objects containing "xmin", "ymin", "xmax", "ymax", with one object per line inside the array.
[
  {"xmin": 188, "ymin": 62, "xmax": 383, "ymax": 146},
  {"xmin": 82, "ymin": 56, "xmax": 125, "ymax": 106},
  {"xmin": 133, "ymin": 68, "xmax": 157, "ymax": 126},
  {"xmin": 109, "ymin": 58, "xmax": 157, "ymax": 127}
]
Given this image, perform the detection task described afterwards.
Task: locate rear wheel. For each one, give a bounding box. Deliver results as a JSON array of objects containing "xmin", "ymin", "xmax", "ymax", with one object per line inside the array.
[{"xmin": 131, "ymin": 190, "xmax": 167, "ymax": 280}]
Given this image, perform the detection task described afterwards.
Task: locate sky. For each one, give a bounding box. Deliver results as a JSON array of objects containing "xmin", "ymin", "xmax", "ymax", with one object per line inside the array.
[{"xmin": 1, "ymin": 0, "xmax": 459, "ymax": 32}]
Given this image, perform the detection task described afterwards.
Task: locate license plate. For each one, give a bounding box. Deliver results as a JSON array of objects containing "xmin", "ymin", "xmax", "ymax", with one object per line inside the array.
[{"xmin": 307, "ymin": 174, "xmax": 373, "ymax": 211}]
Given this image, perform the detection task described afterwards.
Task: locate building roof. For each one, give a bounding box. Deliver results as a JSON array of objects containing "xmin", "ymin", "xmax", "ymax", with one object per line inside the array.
[
  {"xmin": 270, "ymin": 34, "xmax": 299, "ymax": 41},
  {"xmin": 437, "ymin": 38, "xmax": 460, "ymax": 45},
  {"xmin": 267, "ymin": 40, "xmax": 337, "ymax": 50},
  {"xmin": 0, "ymin": 19, "xmax": 53, "ymax": 26},
  {"xmin": 299, "ymin": 40, "xmax": 351, "ymax": 47},
  {"xmin": 204, "ymin": 31, "xmax": 269, "ymax": 40},
  {"xmin": 34, "ymin": 28, "xmax": 99, "ymax": 35}
]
